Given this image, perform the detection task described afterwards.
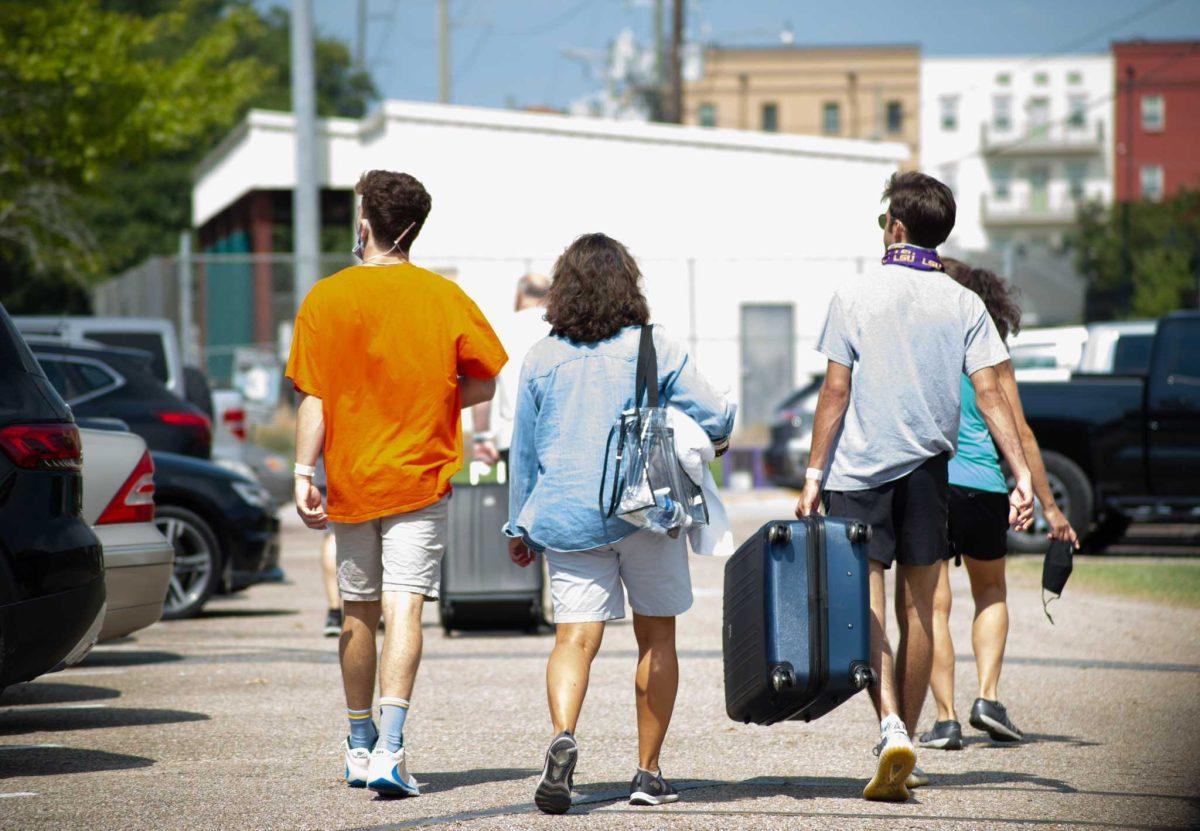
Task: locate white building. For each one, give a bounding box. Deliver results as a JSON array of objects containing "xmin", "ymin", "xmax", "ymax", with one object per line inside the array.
[
  {"xmin": 921, "ymin": 54, "xmax": 1114, "ymax": 255},
  {"xmin": 191, "ymin": 101, "xmax": 906, "ymax": 427}
]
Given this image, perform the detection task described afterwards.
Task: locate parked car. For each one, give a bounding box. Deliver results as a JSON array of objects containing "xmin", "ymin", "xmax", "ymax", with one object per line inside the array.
[
  {"xmin": 1077, "ymin": 320, "xmax": 1158, "ymax": 375},
  {"xmin": 764, "ymin": 376, "xmax": 823, "ymax": 489},
  {"xmin": 1013, "ymin": 311, "xmax": 1200, "ymax": 552},
  {"xmin": 0, "ymin": 304, "xmax": 105, "ymax": 692},
  {"xmin": 1007, "ymin": 325, "xmax": 1089, "ymax": 382},
  {"xmin": 28, "ymin": 338, "xmax": 212, "ymax": 458},
  {"xmin": 152, "ymin": 451, "xmax": 280, "ymax": 618}
]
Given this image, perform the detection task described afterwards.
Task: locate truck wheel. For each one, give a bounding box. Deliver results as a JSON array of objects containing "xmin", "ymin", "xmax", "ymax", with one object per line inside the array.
[
  {"xmin": 1006, "ymin": 451, "xmax": 1093, "ymax": 554},
  {"xmin": 1087, "ymin": 512, "xmax": 1132, "ymax": 552}
]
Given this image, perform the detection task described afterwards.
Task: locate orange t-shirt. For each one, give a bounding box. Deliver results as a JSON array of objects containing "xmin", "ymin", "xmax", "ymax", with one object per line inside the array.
[{"xmin": 285, "ymin": 263, "xmax": 507, "ymax": 523}]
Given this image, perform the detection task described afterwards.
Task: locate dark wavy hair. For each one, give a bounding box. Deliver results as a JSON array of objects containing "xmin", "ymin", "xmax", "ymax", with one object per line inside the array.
[
  {"xmin": 355, "ymin": 170, "xmax": 431, "ymax": 254},
  {"xmin": 943, "ymin": 257, "xmax": 1022, "ymax": 342},
  {"xmin": 546, "ymin": 233, "xmax": 650, "ymax": 343}
]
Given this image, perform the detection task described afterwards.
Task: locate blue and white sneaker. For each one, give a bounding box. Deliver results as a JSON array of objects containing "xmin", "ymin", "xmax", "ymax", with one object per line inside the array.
[
  {"xmin": 367, "ymin": 745, "xmax": 420, "ymax": 797},
  {"xmin": 343, "ymin": 738, "xmax": 372, "ymax": 788}
]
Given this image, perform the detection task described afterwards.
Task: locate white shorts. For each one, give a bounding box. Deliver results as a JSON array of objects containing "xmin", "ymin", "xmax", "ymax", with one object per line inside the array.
[
  {"xmin": 546, "ymin": 529, "xmax": 693, "ymax": 623},
  {"xmin": 332, "ymin": 496, "xmax": 448, "ymax": 601}
]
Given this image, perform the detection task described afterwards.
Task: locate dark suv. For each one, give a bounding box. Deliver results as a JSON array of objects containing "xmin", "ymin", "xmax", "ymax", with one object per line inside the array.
[{"xmin": 0, "ymin": 304, "xmax": 105, "ymax": 691}]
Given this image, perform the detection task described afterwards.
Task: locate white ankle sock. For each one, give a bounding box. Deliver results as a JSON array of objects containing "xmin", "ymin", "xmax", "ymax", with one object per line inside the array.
[{"xmin": 881, "ymin": 714, "xmax": 906, "ymax": 735}]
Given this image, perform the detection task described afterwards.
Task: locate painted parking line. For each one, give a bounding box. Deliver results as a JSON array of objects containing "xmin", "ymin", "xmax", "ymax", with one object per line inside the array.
[
  {"xmin": 0, "ymin": 744, "xmax": 65, "ymax": 751},
  {"xmin": 0, "ymin": 704, "xmax": 109, "ymax": 714},
  {"xmin": 0, "ymin": 792, "xmax": 37, "ymax": 799}
]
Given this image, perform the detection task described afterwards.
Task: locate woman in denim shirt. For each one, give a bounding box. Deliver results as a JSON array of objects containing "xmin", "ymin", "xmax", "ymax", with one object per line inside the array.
[{"xmin": 505, "ymin": 233, "xmax": 735, "ymax": 813}]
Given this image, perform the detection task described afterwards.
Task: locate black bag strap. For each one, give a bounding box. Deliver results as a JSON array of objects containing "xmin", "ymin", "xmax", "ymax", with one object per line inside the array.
[{"xmin": 634, "ymin": 324, "xmax": 658, "ymax": 408}]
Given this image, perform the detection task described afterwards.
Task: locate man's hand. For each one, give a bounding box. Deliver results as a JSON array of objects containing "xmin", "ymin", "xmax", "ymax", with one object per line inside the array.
[
  {"xmin": 1043, "ymin": 504, "xmax": 1079, "ymax": 548},
  {"xmin": 473, "ymin": 439, "xmax": 501, "ymax": 465},
  {"xmin": 294, "ymin": 477, "xmax": 327, "ymax": 529},
  {"xmin": 1008, "ymin": 472, "xmax": 1035, "ymax": 531},
  {"xmin": 508, "ymin": 536, "xmax": 535, "ymax": 567},
  {"xmin": 795, "ymin": 479, "xmax": 822, "ymax": 518}
]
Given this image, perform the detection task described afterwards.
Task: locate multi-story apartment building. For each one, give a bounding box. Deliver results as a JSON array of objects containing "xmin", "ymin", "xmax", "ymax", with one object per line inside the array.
[
  {"xmin": 683, "ymin": 44, "xmax": 921, "ymax": 166},
  {"xmin": 921, "ymin": 55, "xmax": 1114, "ymax": 254},
  {"xmin": 1113, "ymin": 40, "xmax": 1200, "ymax": 202}
]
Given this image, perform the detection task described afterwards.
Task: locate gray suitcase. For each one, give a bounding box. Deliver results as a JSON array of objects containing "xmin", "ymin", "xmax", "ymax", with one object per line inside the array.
[{"xmin": 439, "ymin": 481, "xmax": 545, "ymax": 634}]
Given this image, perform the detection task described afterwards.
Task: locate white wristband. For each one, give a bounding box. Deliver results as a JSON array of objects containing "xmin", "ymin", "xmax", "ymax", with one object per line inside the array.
[
  {"xmin": 294, "ymin": 463, "xmax": 316, "ymax": 478},
  {"xmin": 805, "ymin": 467, "xmax": 824, "ymax": 481}
]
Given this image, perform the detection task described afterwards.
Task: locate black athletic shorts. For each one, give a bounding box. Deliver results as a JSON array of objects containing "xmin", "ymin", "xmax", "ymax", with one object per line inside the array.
[
  {"xmin": 947, "ymin": 485, "xmax": 1009, "ymax": 562},
  {"xmin": 824, "ymin": 454, "xmax": 949, "ymax": 569}
]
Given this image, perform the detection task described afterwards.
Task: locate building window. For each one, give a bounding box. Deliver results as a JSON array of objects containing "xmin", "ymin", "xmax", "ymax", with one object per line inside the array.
[
  {"xmin": 1027, "ymin": 97, "xmax": 1050, "ymax": 138},
  {"xmin": 1141, "ymin": 165, "xmax": 1164, "ymax": 201},
  {"xmin": 993, "ymin": 95, "xmax": 1012, "ymax": 131},
  {"xmin": 1067, "ymin": 94, "xmax": 1088, "ymax": 130},
  {"xmin": 822, "ymin": 102, "xmax": 841, "ymax": 135},
  {"xmin": 992, "ymin": 164, "xmax": 1013, "ymax": 200},
  {"xmin": 1066, "ymin": 161, "xmax": 1087, "ymax": 200},
  {"xmin": 1067, "ymin": 70, "xmax": 1083, "ymax": 85},
  {"xmin": 940, "ymin": 164, "xmax": 958, "ymax": 196},
  {"xmin": 1141, "ymin": 94, "xmax": 1165, "ymax": 132},
  {"xmin": 996, "ymin": 72, "xmax": 1011, "ymax": 86},
  {"xmin": 1034, "ymin": 71, "xmax": 1048, "ymax": 86},
  {"xmin": 940, "ymin": 96, "xmax": 959, "ymax": 131},
  {"xmin": 885, "ymin": 100, "xmax": 903, "ymax": 134},
  {"xmin": 698, "ymin": 102, "xmax": 716, "ymax": 127},
  {"xmin": 761, "ymin": 102, "xmax": 779, "ymax": 133}
]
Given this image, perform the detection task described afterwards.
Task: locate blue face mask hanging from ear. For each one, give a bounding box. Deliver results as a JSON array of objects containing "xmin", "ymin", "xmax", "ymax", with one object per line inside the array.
[{"xmin": 353, "ymin": 220, "xmax": 416, "ymax": 263}]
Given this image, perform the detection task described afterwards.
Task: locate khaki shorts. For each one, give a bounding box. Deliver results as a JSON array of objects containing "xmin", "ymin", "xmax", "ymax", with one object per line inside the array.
[
  {"xmin": 332, "ymin": 496, "xmax": 448, "ymax": 601},
  {"xmin": 545, "ymin": 529, "xmax": 693, "ymax": 623}
]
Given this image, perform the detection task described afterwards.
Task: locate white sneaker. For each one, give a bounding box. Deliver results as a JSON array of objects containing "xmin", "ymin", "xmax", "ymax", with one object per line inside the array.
[
  {"xmin": 367, "ymin": 745, "xmax": 420, "ymax": 797},
  {"xmin": 864, "ymin": 718, "xmax": 916, "ymax": 802},
  {"xmin": 343, "ymin": 738, "xmax": 371, "ymax": 788}
]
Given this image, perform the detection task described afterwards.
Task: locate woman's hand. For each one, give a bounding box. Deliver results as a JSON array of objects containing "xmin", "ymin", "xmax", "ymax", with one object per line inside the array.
[
  {"xmin": 508, "ymin": 537, "xmax": 536, "ymax": 567},
  {"xmin": 1043, "ymin": 504, "xmax": 1080, "ymax": 548}
]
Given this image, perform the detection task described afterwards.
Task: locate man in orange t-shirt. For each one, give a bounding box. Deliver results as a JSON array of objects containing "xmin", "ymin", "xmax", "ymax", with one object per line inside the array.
[{"xmin": 286, "ymin": 170, "xmax": 506, "ymax": 797}]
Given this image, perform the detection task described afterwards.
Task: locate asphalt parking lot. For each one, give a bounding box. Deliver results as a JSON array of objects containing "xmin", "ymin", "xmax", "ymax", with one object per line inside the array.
[{"xmin": 2, "ymin": 494, "xmax": 1198, "ymax": 831}]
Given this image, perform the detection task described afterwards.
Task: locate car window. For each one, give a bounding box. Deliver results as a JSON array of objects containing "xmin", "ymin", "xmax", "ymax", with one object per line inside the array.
[
  {"xmin": 81, "ymin": 331, "xmax": 168, "ymax": 383},
  {"xmin": 74, "ymin": 361, "xmax": 120, "ymax": 395},
  {"xmin": 1157, "ymin": 321, "xmax": 1200, "ymax": 380},
  {"xmin": 1111, "ymin": 334, "xmax": 1154, "ymax": 374},
  {"xmin": 37, "ymin": 357, "xmax": 78, "ymax": 400}
]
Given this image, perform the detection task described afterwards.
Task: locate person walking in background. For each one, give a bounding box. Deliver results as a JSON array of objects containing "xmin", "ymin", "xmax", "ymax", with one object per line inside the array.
[
  {"xmin": 914, "ymin": 259, "xmax": 1079, "ymax": 752},
  {"xmin": 287, "ymin": 170, "xmax": 506, "ymax": 798},
  {"xmin": 795, "ymin": 172, "xmax": 1035, "ymax": 802},
  {"xmin": 505, "ymin": 233, "xmax": 734, "ymax": 814},
  {"xmin": 472, "ymin": 273, "xmax": 552, "ymax": 465}
]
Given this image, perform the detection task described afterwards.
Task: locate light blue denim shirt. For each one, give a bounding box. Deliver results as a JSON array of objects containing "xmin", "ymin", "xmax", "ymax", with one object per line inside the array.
[{"xmin": 504, "ymin": 325, "xmax": 736, "ymax": 553}]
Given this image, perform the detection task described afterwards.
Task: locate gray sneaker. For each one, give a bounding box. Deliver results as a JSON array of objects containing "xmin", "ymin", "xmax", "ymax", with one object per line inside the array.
[
  {"xmin": 534, "ymin": 732, "xmax": 577, "ymax": 815},
  {"xmin": 629, "ymin": 769, "xmax": 679, "ymax": 806},
  {"xmin": 970, "ymin": 698, "xmax": 1024, "ymax": 743}
]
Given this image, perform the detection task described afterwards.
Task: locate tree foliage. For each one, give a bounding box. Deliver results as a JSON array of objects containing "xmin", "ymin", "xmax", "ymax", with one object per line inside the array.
[{"xmin": 1071, "ymin": 192, "xmax": 1200, "ymax": 321}]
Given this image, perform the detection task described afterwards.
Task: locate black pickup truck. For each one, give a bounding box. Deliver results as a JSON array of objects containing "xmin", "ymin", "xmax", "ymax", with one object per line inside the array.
[{"xmin": 1010, "ymin": 311, "xmax": 1200, "ymax": 552}]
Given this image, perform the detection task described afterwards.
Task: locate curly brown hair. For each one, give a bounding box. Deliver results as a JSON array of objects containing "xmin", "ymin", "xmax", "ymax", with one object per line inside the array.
[
  {"xmin": 355, "ymin": 170, "xmax": 431, "ymax": 254},
  {"xmin": 545, "ymin": 233, "xmax": 650, "ymax": 343},
  {"xmin": 943, "ymin": 257, "xmax": 1022, "ymax": 342}
]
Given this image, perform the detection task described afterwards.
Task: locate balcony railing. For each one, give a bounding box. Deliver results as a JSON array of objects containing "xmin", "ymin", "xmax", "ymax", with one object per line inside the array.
[
  {"xmin": 980, "ymin": 120, "xmax": 1105, "ymax": 156},
  {"xmin": 980, "ymin": 193, "xmax": 1083, "ymax": 226}
]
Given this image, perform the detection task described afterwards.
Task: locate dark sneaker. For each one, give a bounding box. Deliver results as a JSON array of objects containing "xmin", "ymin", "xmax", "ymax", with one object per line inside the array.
[
  {"xmin": 324, "ymin": 608, "xmax": 342, "ymax": 637},
  {"xmin": 970, "ymin": 698, "xmax": 1024, "ymax": 743},
  {"xmin": 629, "ymin": 769, "xmax": 679, "ymax": 806},
  {"xmin": 534, "ymin": 732, "xmax": 577, "ymax": 815},
  {"xmin": 918, "ymin": 719, "xmax": 963, "ymax": 750}
]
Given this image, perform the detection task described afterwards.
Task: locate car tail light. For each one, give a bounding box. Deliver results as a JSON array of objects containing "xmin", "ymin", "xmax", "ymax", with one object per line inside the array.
[
  {"xmin": 223, "ymin": 407, "xmax": 247, "ymax": 441},
  {"xmin": 0, "ymin": 423, "xmax": 83, "ymax": 471},
  {"xmin": 97, "ymin": 450, "xmax": 155, "ymax": 524},
  {"xmin": 156, "ymin": 409, "xmax": 212, "ymax": 446}
]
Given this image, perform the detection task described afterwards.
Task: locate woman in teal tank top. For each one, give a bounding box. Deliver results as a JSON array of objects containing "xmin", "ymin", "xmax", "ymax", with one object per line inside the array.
[{"xmin": 910, "ymin": 259, "xmax": 1079, "ymax": 751}]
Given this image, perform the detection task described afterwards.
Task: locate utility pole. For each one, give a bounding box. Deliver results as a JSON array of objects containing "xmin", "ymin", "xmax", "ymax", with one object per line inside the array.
[
  {"xmin": 291, "ymin": 0, "xmax": 320, "ymax": 310},
  {"xmin": 665, "ymin": 0, "xmax": 683, "ymax": 123},
  {"xmin": 356, "ymin": 0, "xmax": 367, "ymax": 69},
  {"xmin": 653, "ymin": 0, "xmax": 664, "ymax": 119},
  {"xmin": 1120, "ymin": 65, "xmax": 1135, "ymax": 313},
  {"xmin": 438, "ymin": 0, "xmax": 451, "ymax": 104}
]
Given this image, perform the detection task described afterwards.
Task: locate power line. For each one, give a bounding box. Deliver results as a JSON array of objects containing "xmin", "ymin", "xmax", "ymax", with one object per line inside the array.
[{"xmin": 497, "ymin": 0, "xmax": 595, "ymax": 37}]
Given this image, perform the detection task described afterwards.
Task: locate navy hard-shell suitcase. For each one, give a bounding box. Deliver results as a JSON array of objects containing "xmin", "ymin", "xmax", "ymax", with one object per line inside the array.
[{"xmin": 723, "ymin": 516, "xmax": 875, "ymax": 725}]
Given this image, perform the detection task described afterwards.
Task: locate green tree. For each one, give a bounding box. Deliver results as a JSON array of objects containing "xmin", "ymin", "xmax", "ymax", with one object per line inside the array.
[{"xmin": 1071, "ymin": 191, "xmax": 1200, "ymax": 321}]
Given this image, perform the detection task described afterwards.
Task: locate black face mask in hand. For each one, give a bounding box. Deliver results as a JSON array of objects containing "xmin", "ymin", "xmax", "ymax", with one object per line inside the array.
[{"xmin": 1041, "ymin": 539, "xmax": 1076, "ymax": 624}]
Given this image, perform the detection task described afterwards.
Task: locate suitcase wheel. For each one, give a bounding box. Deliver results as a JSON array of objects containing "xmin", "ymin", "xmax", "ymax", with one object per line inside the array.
[
  {"xmin": 851, "ymin": 663, "xmax": 875, "ymax": 690},
  {"xmin": 770, "ymin": 665, "xmax": 796, "ymax": 692},
  {"xmin": 846, "ymin": 522, "xmax": 872, "ymax": 544},
  {"xmin": 768, "ymin": 523, "xmax": 792, "ymax": 546}
]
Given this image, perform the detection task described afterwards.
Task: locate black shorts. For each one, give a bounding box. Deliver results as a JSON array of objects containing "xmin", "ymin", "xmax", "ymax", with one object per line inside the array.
[
  {"xmin": 824, "ymin": 454, "xmax": 949, "ymax": 569},
  {"xmin": 947, "ymin": 485, "xmax": 1009, "ymax": 562}
]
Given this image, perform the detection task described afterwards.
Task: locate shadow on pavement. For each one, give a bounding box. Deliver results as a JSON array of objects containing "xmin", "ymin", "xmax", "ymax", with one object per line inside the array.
[
  {"xmin": 0, "ymin": 707, "xmax": 209, "ymax": 735},
  {"xmin": 195, "ymin": 607, "xmax": 299, "ymax": 619},
  {"xmin": 0, "ymin": 746, "xmax": 154, "ymax": 778},
  {"xmin": 964, "ymin": 733, "xmax": 1101, "ymax": 748},
  {"xmin": 77, "ymin": 650, "xmax": 184, "ymax": 668},
  {"xmin": 413, "ymin": 767, "xmax": 538, "ymax": 795},
  {"xmin": 0, "ymin": 682, "xmax": 121, "ymax": 706}
]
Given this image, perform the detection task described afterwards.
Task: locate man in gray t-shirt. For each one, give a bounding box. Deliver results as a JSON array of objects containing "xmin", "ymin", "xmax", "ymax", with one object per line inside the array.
[{"xmin": 795, "ymin": 172, "xmax": 1034, "ymax": 803}]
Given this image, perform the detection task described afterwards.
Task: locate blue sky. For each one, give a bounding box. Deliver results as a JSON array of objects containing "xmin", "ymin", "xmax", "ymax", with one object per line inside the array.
[{"xmin": 288, "ymin": 0, "xmax": 1200, "ymax": 110}]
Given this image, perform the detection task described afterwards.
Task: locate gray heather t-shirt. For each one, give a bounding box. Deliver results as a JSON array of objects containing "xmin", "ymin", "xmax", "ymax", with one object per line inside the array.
[{"xmin": 816, "ymin": 261, "xmax": 1009, "ymax": 491}]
